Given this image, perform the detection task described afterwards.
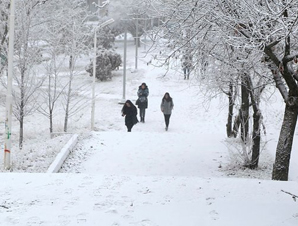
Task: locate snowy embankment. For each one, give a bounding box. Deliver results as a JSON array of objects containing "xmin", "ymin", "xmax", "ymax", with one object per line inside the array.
[
  {"xmin": 0, "ymin": 40, "xmax": 297, "ymax": 225},
  {"xmin": 47, "ymin": 134, "xmax": 78, "ymax": 173}
]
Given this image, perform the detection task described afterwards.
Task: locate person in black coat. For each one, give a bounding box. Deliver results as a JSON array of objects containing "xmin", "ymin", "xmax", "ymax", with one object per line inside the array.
[
  {"xmin": 121, "ymin": 100, "xmax": 138, "ymax": 132},
  {"xmin": 136, "ymin": 82, "xmax": 149, "ymax": 122}
]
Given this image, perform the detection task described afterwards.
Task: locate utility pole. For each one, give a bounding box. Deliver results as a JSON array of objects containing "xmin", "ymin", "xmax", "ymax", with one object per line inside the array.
[
  {"xmin": 4, "ymin": 0, "xmax": 15, "ymax": 170},
  {"xmin": 122, "ymin": 28, "xmax": 127, "ymax": 102},
  {"xmin": 135, "ymin": 17, "xmax": 138, "ymax": 70},
  {"xmin": 91, "ymin": 25, "xmax": 97, "ymax": 130},
  {"xmin": 91, "ymin": 18, "xmax": 114, "ymax": 130},
  {"xmin": 143, "ymin": 17, "xmax": 147, "ymax": 51}
]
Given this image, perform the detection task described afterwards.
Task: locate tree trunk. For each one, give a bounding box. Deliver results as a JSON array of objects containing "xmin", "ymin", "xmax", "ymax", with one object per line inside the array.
[
  {"xmin": 272, "ymin": 96, "xmax": 298, "ymax": 180},
  {"xmin": 19, "ymin": 73, "xmax": 25, "ymax": 150},
  {"xmin": 64, "ymin": 91, "xmax": 70, "ymax": 132},
  {"xmin": 50, "ymin": 109, "xmax": 53, "ymax": 133},
  {"xmin": 246, "ymin": 73, "xmax": 264, "ymax": 170},
  {"xmin": 226, "ymin": 82, "xmax": 234, "ymax": 137},
  {"xmin": 64, "ymin": 57, "xmax": 74, "ymax": 132},
  {"xmin": 19, "ymin": 111, "xmax": 24, "ymax": 150},
  {"xmin": 241, "ymin": 74, "xmax": 249, "ymax": 143},
  {"xmin": 250, "ymin": 110, "xmax": 261, "ymax": 169},
  {"xmin": 232, "ymin": 110, "xmax": 241, "ymax": 138}
]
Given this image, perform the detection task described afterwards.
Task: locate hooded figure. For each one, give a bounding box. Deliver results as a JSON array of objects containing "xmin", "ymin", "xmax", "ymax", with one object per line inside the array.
[
  {"xmin": 136, "ymin": 82, "xmax": 149, "ymax": 122},
  {"xmin": 122, "ymin": 100, "xmax": 138, "ymax": 132}
]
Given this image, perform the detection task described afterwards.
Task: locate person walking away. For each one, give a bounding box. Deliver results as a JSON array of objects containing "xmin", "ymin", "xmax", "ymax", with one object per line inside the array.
[
  {"xmin": 136, "ymin": 82, "xmax": 149, "ymax": 123},
  {"xmin": 182, "ymin": 54, "xmax": 192, "ymax": 80},
  {"xmin": 121, "ymin": 100, "xmax": 138, "ymax": 132},
  {"xmin": 160, "ymin": 92, "xmax": 174, "ymax": 131}
]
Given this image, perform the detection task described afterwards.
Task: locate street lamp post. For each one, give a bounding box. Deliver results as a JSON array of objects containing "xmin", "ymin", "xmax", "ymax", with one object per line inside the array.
[
  {"xmin": 135, "ymin": 17, "xmax": 138, "ymax": 70},
  {"xmin": 91, "ymin": 18, "xmax": 114, "ymax": 130},
  {"xmin": 4, "ymin": 0, "xmax": 15, "ymax": 169},
  {"xmin": 91, "ymin": 26, "xmax": 97, "ymax": 131},
  {"xmin": 119, "ymin": 28, "xmax": 127, "ymax": 104}
]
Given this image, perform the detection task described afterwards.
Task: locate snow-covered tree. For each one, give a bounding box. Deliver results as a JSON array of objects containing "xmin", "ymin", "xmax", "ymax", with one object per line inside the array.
[
  {"xmin": 109, "ymin": 0, "xmax": 158, "ymax": 43},
  {"xmin": 145, "ymin": 0, "xmax": 274, "ymax": 170},
  {"xmin": 38, "ymin": 49, "xmax": 67, "ymax": 134},
  {"xmin": 148, "ymin": 0, "xmax": 298, "ymax": 180},
  {"xmin": 39, "ymin": 0, "xmax": 93, "ymax": 133},
  {"xmin": 0, "ymin": 0, "xmax": 9, "ymax": 77},
  {"xmin": 11, "ymin": 0, "xmax": 51, "ymax": 149},
  {"xmin": 207, "ymin": 0, "xmax": 298, "ymax": 180}
]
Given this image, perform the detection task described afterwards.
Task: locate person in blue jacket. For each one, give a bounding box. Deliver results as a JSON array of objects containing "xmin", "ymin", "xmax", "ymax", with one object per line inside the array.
[{"xmin": 136, "ymin": 83, "xmax": 149, "ymax": 123}]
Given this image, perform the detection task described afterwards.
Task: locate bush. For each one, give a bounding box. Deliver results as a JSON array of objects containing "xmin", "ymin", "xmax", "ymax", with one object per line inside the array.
[
  {"xmin": 86, "ymin": 49, "xmax": 122, "ymax": 81},
  {"xmin": 97, "ymin": 28, "xmax": 116, "ymax": 49}
]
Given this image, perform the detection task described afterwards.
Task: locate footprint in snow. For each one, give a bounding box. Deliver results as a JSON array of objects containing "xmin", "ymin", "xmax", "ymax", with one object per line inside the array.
[
  {"xmin": 209, "ymin": 210, "xmax": 219, "ymax": 220},
  {"xmin": 6, "ymin": 216, "xmax": 20, "ymax": 224},
  {"xmin": 105, "ymin": 207, "xmax": 118, "ymax": 214},
  {"xmin": 140, "ymin": 219, "xmax": 158, "ymax": 226},
  {"xmin": 122, "ymin": 214, "xmax": 133, "ymax": 219},
  {"xmin": 206, "ymin": 197, "xmax": 215, "ymax": 205},
  {"xmin": 64, "ymin": 188, "xmax": 73, "ymax": 195},
  {"xmin": 26, "ymin": 216, "xmax": 42, "ymax": 225},
  {"xmin": 76, "ymin": 213, "xmax": 88, "ymax": 224},
  {"xmin": 58, "ymin": 215, "xmax": 71, "ymax": 225}
]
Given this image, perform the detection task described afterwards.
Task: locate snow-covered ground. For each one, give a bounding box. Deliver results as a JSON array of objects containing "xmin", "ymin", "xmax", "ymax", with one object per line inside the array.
[{"xmin": 0, "ymin": 39, "xmax": 297, "ymax": 225}]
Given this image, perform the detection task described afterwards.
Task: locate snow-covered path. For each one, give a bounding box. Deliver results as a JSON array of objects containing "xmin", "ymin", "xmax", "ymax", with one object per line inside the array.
[
  {"xmin": 62, "ymin": 38, "xmax": 229, "ymax": 176},
  {"xmin": 67, "ymin": 131, "xmax": 226, "ymax": 177},
  {"xmin": 64, "ymin": 49, "xmax": 228, "ymax": 177}
]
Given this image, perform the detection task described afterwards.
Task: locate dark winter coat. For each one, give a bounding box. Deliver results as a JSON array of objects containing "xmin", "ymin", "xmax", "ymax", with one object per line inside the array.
[
  {"xmin": 136, "ymin": 84, "xmax": 149, "ymax": 109},
  {"xmin": 122, "ymin": 100, "xmax": 138, "ymax": 127}
]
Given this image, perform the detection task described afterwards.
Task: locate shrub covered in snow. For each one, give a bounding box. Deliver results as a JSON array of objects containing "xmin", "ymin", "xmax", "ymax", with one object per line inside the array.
[
  {"xmin": 86, "ymin": 48, "xmax": 122, "ymax": 81},
  {"xmin": 97, "ymin": 28, "xmax": 116, "ymax": 49}
]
